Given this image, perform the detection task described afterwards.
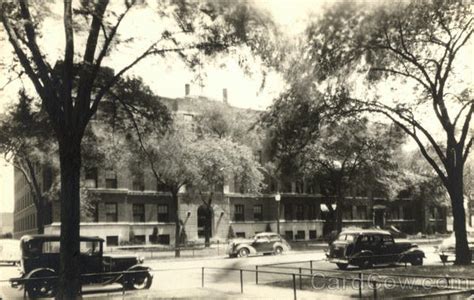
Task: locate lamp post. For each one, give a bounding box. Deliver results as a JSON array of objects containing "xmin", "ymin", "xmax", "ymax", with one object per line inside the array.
[{"xmin": 275, "ymin": 193, "xmax": 281, "ymax": 234}]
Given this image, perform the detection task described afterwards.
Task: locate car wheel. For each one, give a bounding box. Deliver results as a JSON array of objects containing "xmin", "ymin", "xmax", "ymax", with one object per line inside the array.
[
  {"xmin": 336, "ymin": 263, "xmax": 348, "ymax": 270},
  {"xmin": 238, "ymin": 248, "xmax": 250, "ymax": 257},
  {"xmin": 26, "ymin": 270, "xmax": 57, "ymax": 298},
  {"xmin": 358, "ymin": 257, "xmax": 373, "ymax": 269},
  {"xmin": 123, "ymin": 271, "xmax": 153, "ymax": 290},
  {"xmin": 440, "ymin": 255, "xmax": 448, "ymax": 263},
  {"xmin": 274, "ymin": 246, "xmax": 284, "ymax": 255},
  {"xmin": 411, "ymin": 256, "xmax": 423, "ymax": 266}
]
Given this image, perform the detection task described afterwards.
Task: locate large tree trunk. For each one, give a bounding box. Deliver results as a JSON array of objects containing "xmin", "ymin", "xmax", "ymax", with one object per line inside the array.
[
  {"xmin": 56, "ymin": 139, "xmax": 82, "ymax": 299},
  {"xmin": 172, "ymin": 192, "xmax": 181, "ymax": 258},
  {"xmin": 204, "ymin": 206, "xmax": 212, "ymax": 247},
  {"xmin": 36, "ymin": 200, "xmax": 45, "ymax": 234},
  {"xmin": 448, "ymin": 160, "xmax": 471, "ymax": 265}
]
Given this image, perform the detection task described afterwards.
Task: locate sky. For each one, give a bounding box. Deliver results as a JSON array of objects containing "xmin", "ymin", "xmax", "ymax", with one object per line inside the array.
[{"xmin": 0, "ymin": 0, "xmax": 326, "ymax": 213}]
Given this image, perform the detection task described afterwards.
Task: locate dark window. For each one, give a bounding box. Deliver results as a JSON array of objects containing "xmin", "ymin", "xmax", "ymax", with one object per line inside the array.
[
  {"xmin": 357, "ymin": 206, "xmax": 367, "ymax": 219},
  {"xmin": 389, "ymin": 207, "xmax": 400, "ymax": 220},
  {"xmin": 309, "ymin": 230, "xmax": 317, "ymax": 240},
  {"xmin": 284, "ymin": 204, "xmax": 293, "ymax": 220},
  {"xmin": 343, "ymin": 206, "xmax": 353, "ymax": 220},
  {"xmin": 105, "ymin": 171, "xmax": 117, "ymax": 189},
  {"xmin": 296, "ymin": 230, "xmax": 305, "ymax": 240},
  {"xmin": 236, "ymin": 232, "xmax": 246, "ymax": 238},
  {"xmin": 85, "ymin": 167, "xmax": 98, "ymax": 188},
  {"xmin": 133, "ymin": 204, "xmax": 145, "ymax": 222},
  {"xmin": 132, "ymin": 174, "xmax": 145, "ymax": 191},
  {"xmin": 285, "ymin": 231, "xmax": 293, "ymax": 241},
  {"xmin": 105, "ymin": 203, "xmax": 118, "ymax": 222},
  {"xmin": 296, "ymin": 205, "xmax": 304, "ymax": 220},
  {"xmin": 158, "ymin": 234, "xmax": 170, "ymax": 245},
  {"xmin": 403, "ymin": 206, "xmax": 413, "ymax": 220},
  {"xmin": 132, "ymin": 235, "xmax": 146, "ymax": 245},
  {"xmin": 106, "ymin": 236, "xmax": 119, "ymax": 246},
  {"xmin": 234, "ymin": 205, "xmax": 245, "ymax": 222},
  {"xmin": 158, "ymin": 204, "xmax": 169, "ymax": 222},
  {"xmin": 253, "ymin": 205, "xmax": 263, "ymax": 221},
  {"xmin": 93, "ymin": 202, "xmax": 99, "ymax": 222},
  {"xmin": 308, "ymin": 205, "xmax": 318, "ymax": 220}
]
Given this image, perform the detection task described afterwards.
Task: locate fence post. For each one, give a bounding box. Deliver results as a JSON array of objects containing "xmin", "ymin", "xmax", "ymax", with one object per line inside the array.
[
  {"xmin": 256, "ymin": 266, "xmax": 259, "ymax": 285},
  {"xmin": 299, "ymin": 267, "xmax": 302, "ymax": 290},
  {"xmin": 240, "ymin": 269, "xmax": 244, "ymax": 294},
  {"xmin": 310, "ymin": 260, "xmax": 313, "ymax": 274},
  {"xmin": 358, "ymin": 272, "xmax": 362, "ymax": 298},
  {"xmin": 217, "ymin": 240, "xmax": 220, "ymax": 256},
  {"xmin": 292, "ymin": 274, "xmax": 297, "ymax": 300},
  {"xmin": 373, "ymin": 281, "xmax": 377, "ymax": 299},
  {"xmin": 202, "ymin": 267, "xmax": 204, "ymax": 288}
]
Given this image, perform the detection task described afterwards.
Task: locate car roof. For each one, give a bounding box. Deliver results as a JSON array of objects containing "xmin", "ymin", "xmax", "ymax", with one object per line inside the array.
[
  {"xmin": 255, "ymin": 232, "xmax": 279, "ymax": 237},
  {"xmin": 340, "ymin": 229, "xmax": 392, "ymax": 235},
  {"xmin": 20, "ymin": 234, "xmax": 104, "ymax": 243}
]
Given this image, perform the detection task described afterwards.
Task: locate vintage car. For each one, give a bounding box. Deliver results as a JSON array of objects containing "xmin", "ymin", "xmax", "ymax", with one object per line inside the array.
[
  {"xmin": 227, "ymin": 232, "xmax": 291, "ymax": 258},
  {"xmin": 326, "ymin": 229, "xmax": 425, "ymax": 270},
  {"xmin": 436, "ymin": 231, "xmax": 474, "ymax": 263},
  {"xmin": 10, "ymin": 235, "xmax": 152, "ymax": 298}
]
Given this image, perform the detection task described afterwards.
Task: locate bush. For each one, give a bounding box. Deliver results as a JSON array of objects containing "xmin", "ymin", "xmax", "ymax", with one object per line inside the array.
[
  {"xmin": 227, "ymin": 225, "xmax": 235, "ymax": 240},
  {"xmin": 265, "ymin": 223, "xmax": 272, "ymax": 232}
]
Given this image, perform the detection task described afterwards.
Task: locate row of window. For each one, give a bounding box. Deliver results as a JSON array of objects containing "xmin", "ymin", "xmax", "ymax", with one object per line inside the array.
[
  {"xmin": 101, "ymin": 203, "xmax": 169, "ymax": 223},
  {"xmin": 233, "ymin": 204, "xmax": 320, "ymax": 222},
  {"xmin": 105, "ymin": 234, "xmax": 170, "ymax": 246},
  {"xmin": 14, "ymin": 213, "xmax": 36, "ymax": 233},
  {"xmin": 16, "ymin": 193, "xmax": 34, "ymax": 211}
]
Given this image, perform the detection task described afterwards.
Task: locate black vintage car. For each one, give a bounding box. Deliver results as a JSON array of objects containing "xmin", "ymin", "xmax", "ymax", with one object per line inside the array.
[
  {"xmin": 10, "ymin": 235, "xmax": 152, "ymax": 298},
  {"xmin": 326, "ymin": 229, "xmax": 425, "ymax": 270}
]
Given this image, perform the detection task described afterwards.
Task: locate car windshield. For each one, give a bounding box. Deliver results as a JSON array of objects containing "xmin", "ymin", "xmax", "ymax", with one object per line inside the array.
[{"xmin": 336, "ymin": 234, "xmax": 356, "ymax": 242}]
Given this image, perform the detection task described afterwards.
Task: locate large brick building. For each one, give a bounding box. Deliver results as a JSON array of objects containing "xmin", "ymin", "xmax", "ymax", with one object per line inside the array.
[{"xmin": 13, "ymin": 85, "xmax": 447, "ymax": 245}]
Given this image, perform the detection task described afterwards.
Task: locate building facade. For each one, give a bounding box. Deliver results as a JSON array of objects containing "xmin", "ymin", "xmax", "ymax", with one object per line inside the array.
[{"xmin": 13, "ymin": 86, "xmax": 447, "ymax": 244}]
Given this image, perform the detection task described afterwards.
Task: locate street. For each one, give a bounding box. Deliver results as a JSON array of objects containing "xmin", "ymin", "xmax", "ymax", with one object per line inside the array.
[{"xmin": 0, "ymin": 245, "xmax": 447, "ymax": 299}]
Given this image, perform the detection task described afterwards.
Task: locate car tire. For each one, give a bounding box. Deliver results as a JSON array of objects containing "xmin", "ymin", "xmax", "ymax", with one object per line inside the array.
[
  {"xmin": 411, "ymin": 256, "xmax": 423, "ymax": 266},
  {"xmin": 358, "ymin": 257, "xmax": 373, "ymax": 269},
  {"xmin": 336, "ymin": 263, "xmax": 348, "ymax": 270},
  {"xmin": 274, "ymin": 246, "xmax": 284, "ymax": 255},
  {"xmin": 440, "ymin": 255, "xmax": 448, "ymax": 263},
  {"xmin": 26, "ymin": 270, "xmax": 57, "ymax": 298},
  {"xmin": 123, "ymin": 271, "xmax": 153, "ymax": 290},
  {"xmin": 238, "ymin": 248, "xmax": 250, "ymax": 257}
]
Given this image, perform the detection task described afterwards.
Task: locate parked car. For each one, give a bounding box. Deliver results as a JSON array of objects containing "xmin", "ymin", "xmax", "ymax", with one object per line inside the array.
[
  {"xmin": 326, "ymin": 229, "xmax": 425, "ymax": 270},
  {"xmin": 0, "ymin": 239, "xmax": 20, "ymax": 265},
  {"xmin": 10, "ymin": 235, "xmax": 153, "ymax": 298},
  {"xmin": 436, "ymin": 231, "xmax": 474, "ymax": 263},
  {"xmin": 227, "ymin": 232, "xmax": 291, "ymax": 258}
]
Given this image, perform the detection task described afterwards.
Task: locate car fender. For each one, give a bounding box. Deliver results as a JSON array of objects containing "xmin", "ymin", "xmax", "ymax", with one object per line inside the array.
[
  {"xmin": 273, "ymin": 242, "xmax": 290, "ymax": 252},
  {"xmin": 235, "ymin": 244, "xmax": 257, "ymax": 255},
  {"xmin": 401, "ymin": 247, "xmax": 425, "ymax": 258},
  {"xmin": 25, "ymin": 268, "xmax": 56, "ymax": 279}
]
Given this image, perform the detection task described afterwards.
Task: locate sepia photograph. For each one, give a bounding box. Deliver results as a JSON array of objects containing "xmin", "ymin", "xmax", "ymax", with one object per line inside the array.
[{"xmin": 0, "ymin": 0, "xmax": 472, "ymax": 299}]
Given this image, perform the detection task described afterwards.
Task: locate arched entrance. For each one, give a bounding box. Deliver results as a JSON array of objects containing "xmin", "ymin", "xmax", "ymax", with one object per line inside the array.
[{"xmin": 197, "ymin": 205, "xmax": 213, "ymax": 239}]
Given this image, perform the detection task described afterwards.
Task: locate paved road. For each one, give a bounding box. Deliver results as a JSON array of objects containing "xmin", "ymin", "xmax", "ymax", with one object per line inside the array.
[{"xmin": 0, "ymin": 245, "xmax": 443, "ymax": 299}]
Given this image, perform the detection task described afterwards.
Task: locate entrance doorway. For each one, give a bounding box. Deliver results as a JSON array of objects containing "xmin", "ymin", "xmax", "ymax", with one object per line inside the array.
[{"xmin": 197, "ymin": 205, "xmax": 213, "ymax": 238}]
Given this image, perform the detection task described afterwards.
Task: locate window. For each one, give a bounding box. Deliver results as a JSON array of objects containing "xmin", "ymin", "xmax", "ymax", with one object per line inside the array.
[
  {"xmin": 156, "ymin": 180, "xmax": 168, "ymax": 192},
  {"xmin": 308, "ymin": 205, "xmax": 318, "ymax": 220},
  {"xmin": 234, "ymin": 205, "xmax": 245, "ymax": 222},
  {"xmin": 284, "ymin": 204, "xmax": 293, "ymax": 220},
  {"xmin": 105, "ymin": 170, "xmax": 117, "ymax": 189},
  {"xmin": 157, "ymin": 204, "xmax": 169, "ymax": 222},
  {"xmin": 85, "ymin": 167, "xmax": 98, "ymax": 188},
  {"xmin": 157, "ymin": 234, "xmax": 170, "ymax": 245},
  {"xmin": 132, "ymin": 174, "xmax": 145, "ymax": 191},
  {"xmin": 342, "ymin": 206, "xmax": 353, "ymax": 220},
  {"xmin": 105, "ymin": 203, "xmax": 118, "ymax": 222},
  {"xmin": 253, "ymin": 205, "xmax": 263, "ymax": 221},
  {"xmin": 106, "ymin": 236, "xmax": 119, "ymax": 246},
  {"xmin": 309, "ymin": 230, "xmax": 317, "ymax": 240},
  {"xmin": 389, "ymin": 207, "xmax": 400, "ymax": 220},
  {"xmin": 382, "ymin": 235, "xmax": 394, "ymax": 245},
  {"xmin": 133, "ymin": 204, "xmax": 145, "ymax": 222},
  {"xmin": 296, "ymin": 230, "xmax": 305, "ymax": 240},
  {"xmin": 285, "ymin": 231, "xmax": 293, "ymax": 241},
  {"xmin": 296, "ymin": 205, "xmax": 304, "ymax": 220},
  {"xmin": 236, "ymin": 232, "xmax": 246, "ymax": 238},
  {"xmin": 134, "ymin": 235, "xmax": 146, "ymax": 245},
  {"xmin": 356, "ymin": 206, "xmax": 367, "ymax": 219},
  {"xmin": 403, "ymin": 206, "xmax": 413, "ymax": 220}
]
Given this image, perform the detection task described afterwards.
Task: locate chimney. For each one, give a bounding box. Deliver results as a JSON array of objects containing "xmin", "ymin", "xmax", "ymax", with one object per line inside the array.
[
  {"xmin": 185, "ymin": 84, "xmax": 190, "ymax": 97},
  {"xmin": 222, "ymin": 88, "xmax": 228, "ymax": 104}
]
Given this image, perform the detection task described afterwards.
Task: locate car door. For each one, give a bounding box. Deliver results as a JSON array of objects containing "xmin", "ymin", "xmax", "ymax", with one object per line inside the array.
[
  {"xmin": 380, "ymin": 235, "xmax": 397, "ymax": 264},
  {"xmin": 253, "ymin": 236, "xmax": 272, "ymax": 253},
  {"xmin": 79, "ymin": 241, "xmax": 102, "ymax": 283},
  {"xmin": 369, "ymin": 234, "xmax": 384, "ymax": 264}
]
